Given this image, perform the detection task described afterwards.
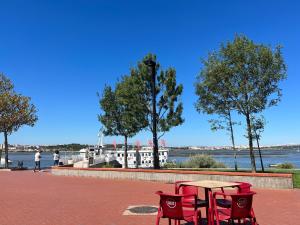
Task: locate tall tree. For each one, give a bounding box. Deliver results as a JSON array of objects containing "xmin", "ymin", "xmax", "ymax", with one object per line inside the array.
[
  {"xmin": 98, "ymin": 75, "xmax": 148, "ymax": 168},
  {"xmin": 199, "ymin": 35, "xmax": 287, "ymax": 172},
  {"xmin": 131, "ymin": 54, "xmax": 184, "ymax": 169},
  {"xmin": 0, "ymin": 74, "xmax": 38, "ymax": 168},
  {"xmin": 195, "ymin": 60, "xmax": 239, "ymax": 171},
  {"xmin": 0, "ymin": 74, "xmax": 14, "ymax": 164},
  {"xmin": 251, "ymin": 115, "xmax": 266, "ymax": 172}
]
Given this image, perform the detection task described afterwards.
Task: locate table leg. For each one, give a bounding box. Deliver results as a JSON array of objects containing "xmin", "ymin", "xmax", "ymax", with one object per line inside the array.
[{"xmin": 205, "ymin": 188, "xmax": 213, "ymax": 225}]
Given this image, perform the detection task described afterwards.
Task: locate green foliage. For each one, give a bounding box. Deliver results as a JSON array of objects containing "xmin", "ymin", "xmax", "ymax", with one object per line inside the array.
[
  {"xmin": 163, "ymin": 161, "xmax": 178, "ymax": 169},
  {"xmin": 0, "ymin": 74, "xmax": 38, "ymax": 168},
  {"xmin": 181, "ymin": 154, "xmax": 226, "ymax": 168},
  {"xmin": 196, "ymin": 35, "xmax": 287, "ymax": 172},
  {"xmin": 0, "ymin": 93, "xmax": 38, "ymax": 134},
  {"xmin": 131, "ymin": 54, "xmax": 184, "ymax": 137},
  {"xmin": 251, "ymin": 115, "xmax": 266, "ymax": 140},
  {"xmin": 277, "ymin": 162, "xmax": 295, "ymax": 169},
  {"xmin": 99, "ymin": 75, "xmax": 148, "ymax": 138},
  {"xmin": 293, "ymin": 172, "xmax": 300, "ymax": 188}
]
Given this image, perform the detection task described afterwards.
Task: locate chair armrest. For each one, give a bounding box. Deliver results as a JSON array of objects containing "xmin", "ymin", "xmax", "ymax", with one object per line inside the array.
[
  {"xmin": 155, "ymin": 191, "xmax": 163, "ymax": 195},
  {"xmin": 213, "ymin": 192, "xmax": 227, "ymax": 198}
]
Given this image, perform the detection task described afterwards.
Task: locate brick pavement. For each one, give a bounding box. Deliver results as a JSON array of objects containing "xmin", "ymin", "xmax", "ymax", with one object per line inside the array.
[{"xmin": 0, "ymin": 170, "xmax": 299, "ymax": 225}]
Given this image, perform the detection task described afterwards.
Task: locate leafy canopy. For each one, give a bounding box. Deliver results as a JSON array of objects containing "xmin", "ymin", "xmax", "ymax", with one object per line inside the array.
[
  {"xmin": 0, "ymin": 74, "xmax": 38, "ymax": 134},
  {"xmin": 99, "ymin": 75, "xmax": 148, "ymax": 137},
  {"xmin": 130, "ymin": 54, "xmax": 184, "ymax": 137}
]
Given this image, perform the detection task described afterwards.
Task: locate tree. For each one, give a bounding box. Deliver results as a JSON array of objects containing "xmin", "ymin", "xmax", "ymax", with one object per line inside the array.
[
  {"xmin": 98, "ymin": 75, "xmax": 148, "ymax": 168},
  {"xmin": 0, "ymin": 74, "xmax": 38, "ymax": 168},
  {"xmin": 0, "ymin": 74, "xmax": 14, "ymax": 165},
  {"xmin": 131, "ymin": 54, "xmax": 184, "ymax": 169},
  {"xmin": 195, "ymin": 59, "xmax": 239, "ymax": 171},
  {"xmin": 199, "ymin": 35, "xmax": 287, "ymax": 172},
  {"xmin": 251, "ymin": 115, "xmax": 266, "ymax": 172}
]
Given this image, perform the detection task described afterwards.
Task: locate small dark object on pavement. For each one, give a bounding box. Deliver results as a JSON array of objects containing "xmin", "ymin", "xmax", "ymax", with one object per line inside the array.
[{"xmin": 128, "ymin": 206, "xmax": 158, "ymax": 214}]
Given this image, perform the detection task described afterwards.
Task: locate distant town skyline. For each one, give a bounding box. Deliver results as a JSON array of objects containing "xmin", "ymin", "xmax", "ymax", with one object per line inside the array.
[{"xmin": 0, "ymin": 1, "xmax": 299, "ymax": 146}]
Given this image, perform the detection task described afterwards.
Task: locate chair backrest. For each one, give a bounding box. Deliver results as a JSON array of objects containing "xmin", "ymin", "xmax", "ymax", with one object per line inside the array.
[
  {"xmin": 174, "ymin": 180, "xmax": 198, "ymax": 196},
  {"xmin": 236, "ymin": 182, "xmax": 252, "ymax": 193},
  {"xmin": 156, "ymin": 192, "xmax": 185, "ymax": 219},
  {"xmin": 230, "ymin": 192, "xmax": 255, "ymax": 219}
]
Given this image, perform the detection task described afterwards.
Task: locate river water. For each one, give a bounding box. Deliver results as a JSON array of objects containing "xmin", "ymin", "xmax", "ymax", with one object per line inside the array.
[
  {"xmin": 1, "ymin": 149, "xmax": 300, "ymax": 169},
  {"xmin": 169, "ymin": 149, "xmax": 300, "ymax": 169}
]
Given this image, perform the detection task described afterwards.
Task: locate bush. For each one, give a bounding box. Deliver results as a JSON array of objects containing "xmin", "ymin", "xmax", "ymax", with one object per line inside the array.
[
  {"xmin": 277, "ymin": 162, "xmax": 295, "ymax": 169},
  {"xmin": 163, "ymin": 162, "xmax": 178, "ymax": 168},
  {"xmin": 181, "ymin": 154, "xmax": 226, "ymax": 168}
]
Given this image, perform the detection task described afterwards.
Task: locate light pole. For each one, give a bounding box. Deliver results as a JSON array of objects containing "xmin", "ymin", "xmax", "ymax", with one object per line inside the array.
[{"xmin": 144, "ymin": 59, "xmax": 160, "ymax": 169}]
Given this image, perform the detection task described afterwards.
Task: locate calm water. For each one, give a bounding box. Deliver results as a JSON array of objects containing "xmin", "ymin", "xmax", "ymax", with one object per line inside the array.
[
  {"xmin": 169, "ymin": 149, "xmax": 300, "ymax": 169},
  {"xmin": 2, "ymin": 149, "xmax": 300, "ymax": 169},
  {"xmin": 1, "ymin": 151, "xmax": 78, "ymax": 169}
]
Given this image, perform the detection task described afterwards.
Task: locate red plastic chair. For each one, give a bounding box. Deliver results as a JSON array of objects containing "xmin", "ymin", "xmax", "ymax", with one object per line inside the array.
[
  {"xmin": 155, "ymin": 191, "xmax": 202, "ymax": 225},
  {"xmin": 174, "ymin": 181, "xmax": 207, "ymax": 208},
  {"xmin": 212, "ymin": 191, "xmax": 258, "ymax": 225},
  {"xmin": 216, "ymin": 182, "xmax": 252, "ymax": 208}
]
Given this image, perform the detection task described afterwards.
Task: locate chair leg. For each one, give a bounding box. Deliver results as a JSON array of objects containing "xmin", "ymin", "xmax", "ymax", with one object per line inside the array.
[
  {"xmin": 155, "ymin": 215, "xmax": 160, "ymax": 225},
  {"xmin": 209, "ymin": 207, "xmax": 214, "ymax": 225},
  {"xmin": 168, "ymin": 218, "xmax": 171, "ymax": 225},
  {"xmin": 194, "ymin": 211, "xmax": 202, "ymax": 225}
]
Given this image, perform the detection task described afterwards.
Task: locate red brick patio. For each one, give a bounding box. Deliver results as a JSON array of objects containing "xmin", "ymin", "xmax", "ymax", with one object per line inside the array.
[{"xmin": 0, "ymin": 170, "xmax": 299, "ymax": 225}]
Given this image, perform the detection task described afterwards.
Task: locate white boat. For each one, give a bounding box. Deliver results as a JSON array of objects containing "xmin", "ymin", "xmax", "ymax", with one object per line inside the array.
[
  {"xmin": 71, "ymin": 129, "xmax": 169, "ymax": 168},
  {"xmin": 105, "ymin": 145, "xmax": 169, "ymax": 168}
]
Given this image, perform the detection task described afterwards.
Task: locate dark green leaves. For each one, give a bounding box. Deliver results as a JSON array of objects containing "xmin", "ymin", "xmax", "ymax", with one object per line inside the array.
[
  {"xmin": 0, "ymin": 74, "xmax": 38, "ymax": 134},
  {"xmin": 98, "ymin": 75, "xmax": 148, "ymax": 138}
]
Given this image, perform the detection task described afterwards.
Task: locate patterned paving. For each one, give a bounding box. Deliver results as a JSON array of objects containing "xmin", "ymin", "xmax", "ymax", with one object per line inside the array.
[{"xmin": 0, "ymin": 170, "xmax": 299, "ymax": 225}]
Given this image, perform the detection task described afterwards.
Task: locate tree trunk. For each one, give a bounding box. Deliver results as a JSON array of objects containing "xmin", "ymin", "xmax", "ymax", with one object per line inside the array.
[
  {"xmin": 135, "ymin": 147, "xmax": 139, "ymax": 169},
  {"xmin": 150, "ymin": 63, "xmax": 160, "ymax": 169},
  {"xmin": 124, "ymin": 135, "xmax": 128, "ymax": 168},
  {"xmin": 255, "ymin": 132, "xmax": 265, "ymax": 172},
  {"xmin": 228, "ymin": 110, "xmax": 238, "ymax": 171},
  {"xmin": 0, "ymin": 146, "xmax": 2, "ymax": 166},
  {"xmin": 4, "ymin": 131, "xmax": 9, "ymax": 169},
  {"xmin": 246, "ymin": 113, "xmax": 256, "ymax": 172}
]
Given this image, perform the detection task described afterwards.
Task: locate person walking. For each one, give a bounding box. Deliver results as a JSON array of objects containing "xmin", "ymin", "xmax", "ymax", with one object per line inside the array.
[
  {"xmin": 53, "ymin": 150, "xmax": 60, "ymax": 166},
  {"xmin": 34, "ymin": 150, "xmax": 41, "ymax": 172}
]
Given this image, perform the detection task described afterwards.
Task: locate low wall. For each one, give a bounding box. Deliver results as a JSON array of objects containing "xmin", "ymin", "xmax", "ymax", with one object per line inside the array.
[{"xmin": 51, "ymin": 167, "xmax": 293, "ymax": 189}]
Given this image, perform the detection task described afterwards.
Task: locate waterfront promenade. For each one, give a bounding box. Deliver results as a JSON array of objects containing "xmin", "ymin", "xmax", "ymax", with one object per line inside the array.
[{"xmin": 0, "ymin": 170, "xmax": 299, "ymax": 225}]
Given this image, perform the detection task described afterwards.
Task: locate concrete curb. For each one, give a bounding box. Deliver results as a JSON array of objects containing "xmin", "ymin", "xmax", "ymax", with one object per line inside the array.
[{"xmin": 51, "ymin": 167, "xmax": 293, "ymax": 189}]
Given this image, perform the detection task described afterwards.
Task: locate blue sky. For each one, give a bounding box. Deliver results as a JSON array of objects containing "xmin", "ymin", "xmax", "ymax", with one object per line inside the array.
[{"xmin": 0, "ymin": 0, "xmax": 299, "ymax": 146}]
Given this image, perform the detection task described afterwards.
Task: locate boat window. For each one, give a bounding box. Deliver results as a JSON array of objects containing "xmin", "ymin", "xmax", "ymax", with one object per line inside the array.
[
  {"xmin": 142, "ymin": 161, "xmax": 144, "ymax": 164},
  {"xmin": 117, "ymin": 153, "xmax": 120, "ymax": 157},
  {"xmin": 133, "ymin": 161, "xmax": 136, "ymax": 164}
]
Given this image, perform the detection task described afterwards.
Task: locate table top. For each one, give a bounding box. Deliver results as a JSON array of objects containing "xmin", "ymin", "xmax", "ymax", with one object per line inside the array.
[{"xmin": 179, "ymin": 180, "xmax": 239, "ymax": 189}]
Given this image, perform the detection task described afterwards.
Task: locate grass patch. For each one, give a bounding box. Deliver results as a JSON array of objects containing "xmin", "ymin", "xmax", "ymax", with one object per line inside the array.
[{"xmin": 293, "ymin": 172, "xmax": 300, "ymax": 188}]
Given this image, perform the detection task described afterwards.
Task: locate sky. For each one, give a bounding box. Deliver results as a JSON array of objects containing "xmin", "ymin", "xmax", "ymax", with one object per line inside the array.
[{"xmin": 0, "ymin": 0, "xmax": 299, "ymax": 147}]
